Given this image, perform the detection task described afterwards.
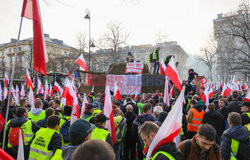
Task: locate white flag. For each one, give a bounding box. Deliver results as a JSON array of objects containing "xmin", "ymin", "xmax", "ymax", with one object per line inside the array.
[{"xmin": 17, "ymin": 129, "xmax": 24, "ymax": 160}]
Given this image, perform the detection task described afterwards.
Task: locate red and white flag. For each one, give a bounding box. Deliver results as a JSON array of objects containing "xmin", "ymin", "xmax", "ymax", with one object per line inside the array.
[
  {"xmin": 165, "ymin": 57, "xmax": 182, "ymax": 92},
  {"xmin": 11, "ymin": 86, "xmax": 19, "ymax": 106},
  {"xmin": 20, "ymin": 84, "xmax": 25, "ymax": 98},
  {"xmin": 76, "ymin": 54, "xmax": 88, "ymax": 72},
  {"xmin": 146, "ymin": 86, "xmax": 185, "ymax": 160},
  {"xmin": 37, "ymin": 78, "xmax": 44, "ymax": 94},
  {"xmin": 0, "ymin": 83, "xmax": 2, "ymax": 101},
  {"xmin": 28, "ymin": 89, "xmax": 35, "ymax": 110},
  {"xmin": 3, "ymin": 87, "xmax": 8, "ymax": 100},
  {"xmin": 61, "ymin": 79, "xmax": 80, "ymax": 124},
  {"xmin": 44, "ymin": 80, "xmax": 49, "ymax": 99},
  {"xmin": 159, "ymin": 59, "xmax": 167, "ymax": 75},
  {"xmin": 21, "ymin": 0, "xmax": 47, "ymax": 76},
  {"xmin": 15, "ymin": 85, "xmax": 20, "ymax": 95},
  {"xmin": 208, "ymin": 87, "xmax": 214, "ymax": 98},
  {"xmin": 103, "ymin": 86, "xmax": 116, "ymax": 144},
  {"xmin": 163, "ymin": 77, "xmax": 170, "ymax": 106},
  {"xmin": 244, "ymin": 89, "xmax": 250, "ymax": 102},
  {"xmin": 80, "ymin": 93, "xmax": 88, "ymax": 116},
  {"xmin": 114, "ymin": 82, "xmax": 122, "ymax": 101},
  {"xmin": 53, "ymin": 81, "xmax": 63, "ymax": 95},
  {"xmin": 26, "ymin": 69, "xmax": 33, "ymax": 91},
  {"xmin": 17, "ymin": 129, "xmax": 24, "ymax": 160},
  {"xmin": 4, "ymin": 72, "xmax": 9, "ymax": 87},
  {"xmin": 222, "ymin": 84, "xmax": 230, "ymax": 97},
  {"xmin": 49, "ymin": 84, "xmax": 53, "ymax": 97},
  {"xmin": 66, "ymin": 69, "xmax": 73, "ymax": 81},
  {"xmin": 200, "ymin": 89, "xmax": 209, "ymax": 112}
]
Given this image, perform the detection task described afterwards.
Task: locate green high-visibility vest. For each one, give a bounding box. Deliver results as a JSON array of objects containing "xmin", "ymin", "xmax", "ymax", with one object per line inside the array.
[
  {"xmin": 7, "ymin": 120, "xmax": 34, "ymax": 148},
  {"xmin": 243, "ymin": 112, "xmax": 250, "ymax": 119},
  {"xmin": 28, "ymin": 110, "xmax": 46, "ymax": 122},
  {"xmin": 93, "ymin": 109, "xmax": 102, "ymax": 117},
  {"xmin": 152, "ymin": 50, "xmax": 158, "ymax": 60},
  {"xmin": 91, "ymin": 128, "xmax": 110, "ymax": 142},
  {"xmin": 230, "ymin": 139, "xmax": 239, "ymax": 160},
  {"xmin": 152, "ymin": 151, "xmax": 175, "ymax": 160},
  {"xmin": 114, "ymin": 116, "xmax": 126, "ymax": 143},
  {"xmin": 85, "ymin": 115, "xmax": 94, "ymax": 122},
  {"xmin": 29, "ymin": 128, "xmax": 60, "ymax": 160}
]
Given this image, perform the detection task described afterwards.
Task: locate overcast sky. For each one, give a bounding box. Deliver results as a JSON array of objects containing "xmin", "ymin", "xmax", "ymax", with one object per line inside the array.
[{"xmin": 0, "ymin": 0, "xmax": 241, "ymax": 55}]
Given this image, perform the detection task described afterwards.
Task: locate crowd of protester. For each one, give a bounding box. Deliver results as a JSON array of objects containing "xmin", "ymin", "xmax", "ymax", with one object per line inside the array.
[{"xmin": 0, "ymin": 78, "xmax": 249, "ymax": 160}]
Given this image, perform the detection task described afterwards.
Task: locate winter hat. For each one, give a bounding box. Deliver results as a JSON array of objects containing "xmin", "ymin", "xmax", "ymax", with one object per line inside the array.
[{"xmin": 69, "ymin": 119, "xmax": 92, "ymax": 138}]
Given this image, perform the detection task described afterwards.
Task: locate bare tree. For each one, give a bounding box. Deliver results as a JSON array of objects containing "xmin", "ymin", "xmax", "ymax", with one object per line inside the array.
[
  {"xmin": 154, "ymin": 30, "xmax": 168, "ymax": 44},
  {"xmin": 196, "ymin": 36, "xmax": 217, "ymax": 81},
  {"xmin": 76, "ymin": 32, "xmax": 87, "ymax": 56},
  {"xmin": 216, "ymin": 2, "xmax": 250, "ymax": 81},
  {"xmin": 102, "ymin": 21, "xmax": 130, "ymax": 62}
]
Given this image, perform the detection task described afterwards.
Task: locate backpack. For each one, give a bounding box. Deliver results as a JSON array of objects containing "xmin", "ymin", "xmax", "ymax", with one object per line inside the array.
[
  {"xmin": 60, "ymin": 118, "xmax": 70, "ymax": 143},
  {"xmin": 9, "ymin": 127, "xmax": 23, "ymax": 147},
  {"xmin": 184, "ymin": 139, "xmax": 219, "ymax": 160}
]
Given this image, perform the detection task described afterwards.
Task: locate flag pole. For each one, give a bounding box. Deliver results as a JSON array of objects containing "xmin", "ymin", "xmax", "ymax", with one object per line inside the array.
[{"xmin": 2, "ymin": 17, "xmax": 24, "ymax": 150}]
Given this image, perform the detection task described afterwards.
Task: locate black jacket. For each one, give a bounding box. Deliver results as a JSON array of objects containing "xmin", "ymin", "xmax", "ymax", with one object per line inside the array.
[
  {"xmin": 124, "ymin": 111, "xmax": 137, "ymax": 139},
  {"xmin": 219, "ymin": 106, "xmax": 230, "ymax": 120},
  {"xmin": 152, "ymin": 142, "xmax": 181, "ymax": 160},
  {"xmin": 227, "ymin": 100, "xmax": 242, "ymax": 114},
  {"xmin": 241, "ymin": 112, "xmax": 250, "ymax": 126},
  {"xmin": 220, "ymin": 125, "xmax": 249, "ymax": 160},
  {"xmin": 203, "ymin": 111, "xmax": 226, "ymax": 136},
  {"xmin": 37, "ymin": 117, "xmax": 48, "ymax": 128}
]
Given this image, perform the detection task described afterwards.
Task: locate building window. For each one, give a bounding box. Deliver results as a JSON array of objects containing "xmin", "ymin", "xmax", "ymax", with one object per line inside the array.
[
  {"xmin": 9, "ymin": 48, "xmax": 11, "ymax": 52},
  {"xmin": 19, "ymin": 47, "xmax": 22, "ymax": 51}
]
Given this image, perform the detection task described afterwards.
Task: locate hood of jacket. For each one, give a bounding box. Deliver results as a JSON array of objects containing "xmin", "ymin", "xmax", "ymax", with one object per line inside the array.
[
  {"xmin": 62, "ymin": 145, "xmax": 79, "ymax": 160},
  {"xmin": 223, "ymin": 125, "xmax": 248, "ymax": 142},
  {"xmin": 31, "ymin": 108, "xmax": 43, "ymax": 116},
  {"xmin": 153, "ymin": 142, "xmax": 181, "ymax": 159},
  {"xmin": 136, "ymin": 114, "xmax": 156, "ymax": 124},
  {"xmin": 9, "ymin": 117, "xmax": 28, "ymax": 128}
]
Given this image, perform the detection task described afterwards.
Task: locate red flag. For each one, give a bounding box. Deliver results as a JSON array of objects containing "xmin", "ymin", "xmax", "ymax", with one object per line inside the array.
[
  {"xmin": 4, "ymin": 72, "xmax": 9, "ymax": 87},
  {"xmin": 159, "ymin": 59, "xmax": 167, "ymax": 75},
  {"xmin": 146, "ymin": 86, "xmax": 185, "ymax": 160},
  {"xmin": 21, "ymin": 0, "xmax": 47, "ymax": 76},
  {"xmin": 244, "ymin": 89, "xmax": 250, "ymax": 102},
  {"xmin": 53, "ymin": 81, "xmax": 63, "ymax": 95},
  {"xmin": 208, "ymin": 87, "xmax": 214, "ymax": 98},
  {"xmin": 103, "ymin": 86, "xmax": 116, "ymax": 144},
  {"xmin": 165, "ymin": 57, "xmax": 182, "ymax": 92},
  {"xmin": 222, "ymin": 84, "xmax": 230, "ymax": 97},
  {"xmin": 0, "ymin": 148, "xmax": 14, "ymax": 160},
  {"xmin": 114, "ymin": 83, "xmax": 122, "ymax": 101},
  {"xmin": 76, "ymin": 54, "xmax": 88, "ymax": 72},
  {"xmin": 26, "ymin": 69, "xmax": 33, "ymax": 91}
]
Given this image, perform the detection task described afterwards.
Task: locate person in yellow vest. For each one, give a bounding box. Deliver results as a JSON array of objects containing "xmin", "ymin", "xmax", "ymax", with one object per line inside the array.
[
  {"xmin": 152, "ymin": 47, "xmax": 160, "ymax": 74},
  {"xmin": 240, "ymin": 102, "xmax": 250, "ymax": 125},
  {"xmin": 83, "ymin": 103, "xmax": 95, "ymax": 123},
  {"xmin": 92, "ymin": 101, "xmax": 102, "ymax": 117},
  {"xmin": 58, "ymin": 105, "xmax": 72, "ymax": 145},
  {"xmin": 29, "ymin": 115, "xmax": 63, "ymax": 160},
  {"xmin": 139, "ymin": 121, "xmax": 181, "ymax": 160},
  {"xmin": 28, "ymin": 98, "xmax": 46, "ymax": 122},
  {"xmin": 91, "ymin": 114, "xmax": 113, "ymax": 146},
  {"xmin": 221, "ymin": 112, "xmax": 249, "ymax": 160},
  {"xmin": 6, "ymin": 107, "xmax": 40, "ymax": 160},
  {"xmin": 186, "ymin": 100, "xmax": 205, "ymax": 139}
]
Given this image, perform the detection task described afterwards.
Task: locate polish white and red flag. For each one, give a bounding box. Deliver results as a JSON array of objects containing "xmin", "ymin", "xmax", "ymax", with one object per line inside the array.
[
  {"xmin": 20, "ymin": 84, "xmax": 25, "ymax": 98},
  {"xmin": 28, "ymin": 89, "xmax": 35, "ymax": 110},
  {"xmin": 165, "ymin": 57, "xmax": 182, "ymax": 92},
  {"xmin": 103, "ymin": 86, "xmax": 116, "ymax": 144},
  {"xmin": 159, "ymin": 59, "xmax": 167, "ymax": 75},
  {"xmin": 76, "ymin": 54, "xmax": 88, "ymax": 72},
  {"xmin": 164, "ymin": 77, "xmax": 170, "ymax": 106},
  {"xmin": 53, "ymin": 81, "xmax": 63, "ymax": 95},
  {"xmin": 222, "ymin": 84, "xmax": 230, "ymax": 97},
  {"xmin": 44, "ymin": 80, "xmax": 49, "ymax": 99},
  {"xmin": 4, "ymin": 72, "xmax": 9, "ymax": 87},
  {"xmin": 0, "ymin": 83, "xmax": 2, "ymax": 101},
  {"xmin": 61, "ymin": 79, "xmax": 80, "ymax": 124},
  {"xmin": 21, "ymin": 0, "xmax": 48, "ymax": 76},
  {"xmin": 114, "ymin": 82, "xmax": 122, "ymax": 101},
  {"xmin": 26, "ymin": 69, "xmax": 33, "ymax": 91},
  {"xmin": 37, "ymin": 78, "xmax": 44, "ymax": 94},
  {"xmin": 80, "ymin": 93, "xmax": 88, "ymax": 116},
  {"xmin": 49, "ymin": 84, "xmax": 53, "ymax": 97},
  {"xmin": 146, "ymin": 86, "xmax": 185, "ymax": 160},
  {"xmin": 11, "ymin": 85, "xmax": 19, "ymax": 106},
  {"xmin": 208, "ymin": 87, "xmax": 214, "ymax": 98},
  {"xmin": 66, "ymin": 69, "xmax": 73, "ymax": 81},
  {"xmin": 3, "ymin": 86, "xmax": 8, "ymax": 100},
  {"xmin": 15, "ymin": 85, "xmax": 20, "ymax": 95},
  {"xmin": 244, "ymin": 89, "xmax": 250, "ymax": 102},
  {"xmin": 200, "ymin": 89, "xmax": 209, "ymax": 112}
]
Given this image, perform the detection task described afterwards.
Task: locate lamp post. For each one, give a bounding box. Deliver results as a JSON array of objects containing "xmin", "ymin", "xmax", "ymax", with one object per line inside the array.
[{"xmin": 84, "ymin": 9, "xmax": 95, "ymax": 71}]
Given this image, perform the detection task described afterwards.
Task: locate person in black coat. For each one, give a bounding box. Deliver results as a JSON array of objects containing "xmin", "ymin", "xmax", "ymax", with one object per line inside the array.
[
  {"xmin": 124, "ymin": 104, "xmax": 137, "ymax": 160},
  {"xmin": 37, "ymin": 107, "xmax": 55, "ymax": 128},
  {"xmin": 203, "ymin": 103, "xmax": 226, "ymax": 145},
  {"xmin": 227, "ymin": 91, "xmax": 242, "ymax": 114}
]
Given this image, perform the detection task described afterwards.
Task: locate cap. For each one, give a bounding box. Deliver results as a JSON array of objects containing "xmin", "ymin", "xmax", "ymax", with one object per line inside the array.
[
  {"xmin": 69, "ymin": 119, "xmax": 92, "ymax": 138},
  {"xmin": 95, "ymin": 114, "xmax": 109, "ymax": 123},
  {"xmin": 241, "ymin": 102, "xmax": 250, "ymax": 108},
  {"xmin": 86, "ymin": 103, "xmax": 94, "ymax": 110}
]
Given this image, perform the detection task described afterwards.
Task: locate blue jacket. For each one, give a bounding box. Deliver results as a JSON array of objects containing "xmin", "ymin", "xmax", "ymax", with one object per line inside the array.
[{"xmin": 220, "ymin": 125, "xmax": 249, "ymax": 160}]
